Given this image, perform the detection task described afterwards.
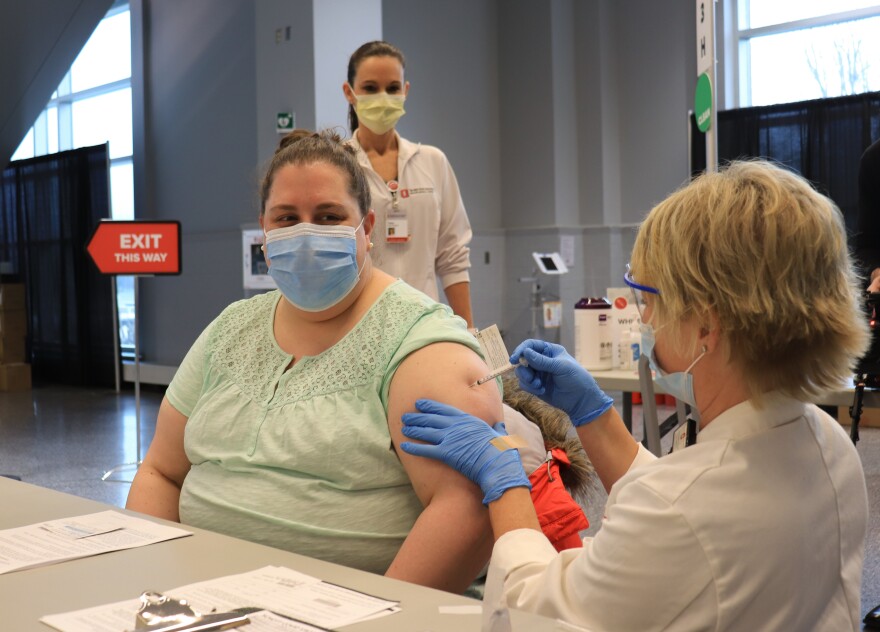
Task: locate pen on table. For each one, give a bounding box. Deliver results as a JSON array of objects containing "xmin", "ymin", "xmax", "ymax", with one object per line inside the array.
[{"xmin": 470, "ymin": 358, "xmax": 528, "ymax": 387}]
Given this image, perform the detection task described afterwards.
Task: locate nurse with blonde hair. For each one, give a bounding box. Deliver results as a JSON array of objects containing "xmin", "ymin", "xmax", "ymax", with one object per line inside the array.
[{"xmin": 402, "ymin": 160, "xmax": 870, "ymax": 630}]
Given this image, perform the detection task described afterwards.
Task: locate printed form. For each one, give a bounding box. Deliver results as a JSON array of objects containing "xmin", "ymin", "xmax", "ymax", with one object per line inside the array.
[{"xmin": 0, "ymin": 510, "xmax": 191, "ymax": 574}]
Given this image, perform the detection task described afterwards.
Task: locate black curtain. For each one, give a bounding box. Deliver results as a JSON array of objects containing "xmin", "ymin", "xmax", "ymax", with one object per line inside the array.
[
  {"xmin": 690, "ymin": 90, "xmax": 880, "ymax": 269},
  {"xmin": 0, "ymin": 144, "xmax": 116, "ymax": 387}
]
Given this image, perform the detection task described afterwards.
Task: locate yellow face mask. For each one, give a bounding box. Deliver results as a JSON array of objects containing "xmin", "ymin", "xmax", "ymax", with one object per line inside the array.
[{"xmin": 354, "ymin": 92, "xmax": 406, "ymax": 135}]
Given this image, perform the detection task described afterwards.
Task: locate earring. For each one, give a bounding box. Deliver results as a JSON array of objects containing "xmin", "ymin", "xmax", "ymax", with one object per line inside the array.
[
  {"xmin": 701, "ymin": 345, "xmax": 708, "ymax": 353},
  {"xmin": 369, "ymin": 241, "xmax": 374, "ymax": 250}
]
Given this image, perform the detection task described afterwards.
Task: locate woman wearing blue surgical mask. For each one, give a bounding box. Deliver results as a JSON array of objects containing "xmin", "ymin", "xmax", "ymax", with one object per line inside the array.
[
  {"xmin": 398, "ymin": 161, "xmax": 870, "ymax": 630},
  {"xmin": 342, "ymin": 41, "xmax": 475, "ymax": 328},
  {"xmin": 127, "ymin": 129, "xmax": 503, "ymax": 594}
]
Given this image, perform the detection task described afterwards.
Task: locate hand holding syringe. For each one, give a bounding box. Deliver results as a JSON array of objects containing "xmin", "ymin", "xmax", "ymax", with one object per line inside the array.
[{"xmin": 470, "ymin": 357, "xmax": 528, "ymax": 387}]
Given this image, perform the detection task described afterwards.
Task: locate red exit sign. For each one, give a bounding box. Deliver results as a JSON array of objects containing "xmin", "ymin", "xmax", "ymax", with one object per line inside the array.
[{"xmin": 87, "ymin": 221, "xmax": 182, "ymax": 275}]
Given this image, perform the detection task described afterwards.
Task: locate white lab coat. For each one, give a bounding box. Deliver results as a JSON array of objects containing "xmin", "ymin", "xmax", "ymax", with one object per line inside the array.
[
  {"xmin": 348, "ymin": 131, "xmax": 472, "ymax": 300},
  {"xmin": 485, "ymin": 394, "xmax": 868, "ymax": 631}
]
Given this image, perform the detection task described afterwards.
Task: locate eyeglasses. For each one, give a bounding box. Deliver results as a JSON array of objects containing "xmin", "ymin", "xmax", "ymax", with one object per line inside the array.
[{"xmin": 624, "ymin": 263, "xmax": 659, "ymax": 320}]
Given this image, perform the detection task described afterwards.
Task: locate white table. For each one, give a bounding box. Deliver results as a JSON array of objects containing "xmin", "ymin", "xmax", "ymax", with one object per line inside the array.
[
  {"xmin": 0, "ymin": 477, "xmax": 560, "ymax": 631},
  {"xmin": 591, "ymin": 360, "xmax": 878, "ymax": 455},
  {"xmin": 591, "ymin": 357, "xmax": 677, "ymax": 455}
]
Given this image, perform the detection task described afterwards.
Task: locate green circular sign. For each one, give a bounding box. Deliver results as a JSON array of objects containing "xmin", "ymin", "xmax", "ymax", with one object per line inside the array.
[{"xmin": 695, "ymin": 73, "xmax": 712, "ymax": 133}]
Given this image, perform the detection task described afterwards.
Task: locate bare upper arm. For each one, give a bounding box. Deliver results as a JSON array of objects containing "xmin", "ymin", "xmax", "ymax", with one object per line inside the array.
[
  {"xmin": 387, "ymin": 341, "xmax": 503, "ymax": 505},
  {"xmin": 141, "ymin": 396, "xmax": 191, "ymax": 487}
]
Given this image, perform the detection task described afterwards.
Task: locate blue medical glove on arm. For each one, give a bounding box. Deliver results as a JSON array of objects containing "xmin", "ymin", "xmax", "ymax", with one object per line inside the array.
[
  {"xmin": 510, "ymin": 339, "xmax": 614, "ymax": 427},
  {"xmin": 400, "ymin": 399, "xmax": 531, "ymax": 505}
]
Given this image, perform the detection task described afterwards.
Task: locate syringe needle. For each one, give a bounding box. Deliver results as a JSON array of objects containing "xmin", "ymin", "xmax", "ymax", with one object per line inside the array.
[{"xmin": 469, "ymin": 359, "xmax": 527, "ymax": 387}]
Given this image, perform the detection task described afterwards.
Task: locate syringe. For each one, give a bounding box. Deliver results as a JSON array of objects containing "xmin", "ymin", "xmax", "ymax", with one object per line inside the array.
[{"xmin": 470, "ymin": 358, "xmax": 528, "ymax": 387}]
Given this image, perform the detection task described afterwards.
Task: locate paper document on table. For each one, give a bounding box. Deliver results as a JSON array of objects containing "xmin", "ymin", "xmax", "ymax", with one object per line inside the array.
[
  {"xmin": 0, "ymin": 510, "xmax": 191, "ymax": 574},
  {"xmin": 41, "ymin": 565, "xmax": 400, "ymax": 632},
  {"xmin": 245, "ymin": 610, "xmax": 335, "ymax": 631},
  {"xmin": 45, "ymin": 607, "xmax": 326, "ymax": 632}
]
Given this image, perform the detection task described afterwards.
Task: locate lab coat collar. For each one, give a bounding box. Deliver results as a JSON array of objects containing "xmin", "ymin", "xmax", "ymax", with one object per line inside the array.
[
  {"xmin": 696, "ymin": 392, "xmax": 808, "ymax": 444},
  {"xmin": 349, "ymin": 130, "xmax": 421, "ymax": 172}
]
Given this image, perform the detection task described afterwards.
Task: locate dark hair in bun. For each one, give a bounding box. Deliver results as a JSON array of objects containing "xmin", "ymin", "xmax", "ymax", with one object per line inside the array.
[{"xmin": 259, "ymin": 128, "xmax": 371, "ymax": 216}]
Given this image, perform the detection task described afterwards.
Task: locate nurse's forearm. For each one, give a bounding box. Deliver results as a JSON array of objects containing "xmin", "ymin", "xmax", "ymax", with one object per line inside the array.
[
  {"xmin": 575, "ymin": 406, "xmax": 640, "ymax": 493},
  {"xmin": 444, "ymin": 281, "xmax": 473, "ymax": 328}
]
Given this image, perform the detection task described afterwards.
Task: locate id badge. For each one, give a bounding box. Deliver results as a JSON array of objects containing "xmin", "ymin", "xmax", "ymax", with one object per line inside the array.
[
  {"xmin": 386, "ymin": 211, "xmax": 410, "ymax": 243},
  {"xmin": 672, "ymin": 418, "xmax": 698, "ymax": 452}
]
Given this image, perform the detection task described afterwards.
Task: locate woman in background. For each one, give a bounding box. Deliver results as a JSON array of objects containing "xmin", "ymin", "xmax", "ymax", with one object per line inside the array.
[{"xmin": 342, "ymin": 40, "xmax": 474, "ymax": 327}]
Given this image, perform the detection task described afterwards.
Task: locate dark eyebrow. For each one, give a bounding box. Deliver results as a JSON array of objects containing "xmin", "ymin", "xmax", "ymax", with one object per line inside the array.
[
  {"xmin": 268, "ymin": 203, "xmax": 296, "ymax": 212},
  {"xmin": 267, "ymin": 202, "xmax": 351, "ymax": 216},
  {"xmin": 315, "ymin": 202, "xmax": 349, "ymax": 211}
]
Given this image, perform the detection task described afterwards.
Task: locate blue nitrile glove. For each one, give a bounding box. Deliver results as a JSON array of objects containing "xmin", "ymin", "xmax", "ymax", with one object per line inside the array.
[
  {"xmin": 509, "ymin": 339, "xmax": 614, "ymax": 427},
  {"xmin": 400, "ymin": 399, "xmax": 531, "ymax": 505}
]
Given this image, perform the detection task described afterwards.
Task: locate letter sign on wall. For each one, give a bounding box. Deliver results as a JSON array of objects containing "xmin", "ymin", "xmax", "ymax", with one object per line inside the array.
[
  {"xmin": 87, "ymin": 220, "xmax": 181, "ymax": 275},
  {"xmin": 696, "ymin": 0, "xmax": 714, "ymax": 76}
]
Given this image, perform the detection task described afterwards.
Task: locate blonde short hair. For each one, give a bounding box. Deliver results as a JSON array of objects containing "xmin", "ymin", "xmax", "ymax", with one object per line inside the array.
[{"xmin": 630, "ymin": 160, "xmax": 869, "ymax": 402}]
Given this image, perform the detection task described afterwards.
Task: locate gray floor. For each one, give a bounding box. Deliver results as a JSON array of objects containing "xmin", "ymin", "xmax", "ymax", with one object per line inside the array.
[{"xmin": 0, "ymin": 385, "xmax": 878, "ymax": 623}]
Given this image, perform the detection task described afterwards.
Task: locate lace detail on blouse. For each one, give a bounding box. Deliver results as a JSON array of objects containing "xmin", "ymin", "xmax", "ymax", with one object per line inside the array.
[{"xmin": 206, "ymin": 286, "xmax": 433, "ymax": 406}]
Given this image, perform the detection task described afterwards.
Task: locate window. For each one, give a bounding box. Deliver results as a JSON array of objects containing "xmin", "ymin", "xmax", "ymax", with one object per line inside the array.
[
  {"xmin": 10, "ymin": 1, "xmax": 136, "ymax": 350},
  {"xmin": 732, "ymin": 1, "xmax": 880, "ymax": 107}
]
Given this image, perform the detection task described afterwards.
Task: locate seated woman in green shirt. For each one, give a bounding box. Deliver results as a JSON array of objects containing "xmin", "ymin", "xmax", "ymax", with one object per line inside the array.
[{"xmin": 126, "ymin": 129, "xmax": 501, "ymax": 593}]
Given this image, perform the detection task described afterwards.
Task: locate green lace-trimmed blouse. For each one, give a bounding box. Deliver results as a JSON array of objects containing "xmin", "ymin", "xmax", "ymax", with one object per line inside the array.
[{"xmin": 167, "ymin": 282, "xmax": 481, "ymax": 574}]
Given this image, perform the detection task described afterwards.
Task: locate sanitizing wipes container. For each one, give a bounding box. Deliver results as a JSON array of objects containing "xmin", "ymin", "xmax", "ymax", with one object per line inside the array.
[{"xmin": 574, "ymin": 297, "xmax": 613, "ymax": 370}]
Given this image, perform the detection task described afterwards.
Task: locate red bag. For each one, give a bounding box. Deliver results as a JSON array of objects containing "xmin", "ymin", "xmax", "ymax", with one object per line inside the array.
[{"xmin": 528, "ymin": 447, "xmax": 589, "ymax": 551}]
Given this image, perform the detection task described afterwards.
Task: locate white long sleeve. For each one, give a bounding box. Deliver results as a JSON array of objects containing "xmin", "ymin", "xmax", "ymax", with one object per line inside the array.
[{"xmin": 485, "ymin": 397, "xmax": 867, "ymax": 631}]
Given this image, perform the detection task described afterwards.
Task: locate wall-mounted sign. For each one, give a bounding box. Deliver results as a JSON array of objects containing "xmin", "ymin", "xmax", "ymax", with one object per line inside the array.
[
  {"xmin": 695, "ymin": 72, "xmax": 713, "ymax": 132},
  {"xmin": 87, "ymin": 220, "xmax": 181, "ymax": 275},
  {"xmin": 242, "ymin": 228, "xmax": 276, "ymax": 290},
  {"xmin": 696, "ymin": 0, "xmax": 714, "ymax": 76},
  {"xmin": 276, "ymin": 112, "xmax": 295, "ymax": 134}
]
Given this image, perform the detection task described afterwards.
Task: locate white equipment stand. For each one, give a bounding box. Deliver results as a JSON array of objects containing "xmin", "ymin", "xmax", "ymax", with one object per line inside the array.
[
  {"xmin": 518, "ymin": 252, "xmax": 569, "ymax": 339},
  {"xmin": 101, "ymin": 275, "xmax": 144, "ymax": 482},
  {"xmin": 86, "ymin": 219, "xmax": 181, "ymax": 484}
]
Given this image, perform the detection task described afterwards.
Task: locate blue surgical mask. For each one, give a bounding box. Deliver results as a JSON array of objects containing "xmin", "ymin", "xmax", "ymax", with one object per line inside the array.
[
  {"xmin": 265, "ymin": 219, "xmax": 365, "ymax": 312},
  {"xmin": 639, "ymin": 323, "xmax": 706, "ymax": 408}
]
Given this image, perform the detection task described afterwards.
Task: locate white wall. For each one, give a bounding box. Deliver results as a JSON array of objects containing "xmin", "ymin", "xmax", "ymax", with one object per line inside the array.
[{"xmin": 313, "ymin": 0, "xmax": 382, "ymax": 132}]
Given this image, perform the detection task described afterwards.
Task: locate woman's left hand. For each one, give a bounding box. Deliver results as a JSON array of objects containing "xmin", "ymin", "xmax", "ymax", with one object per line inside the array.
[{"xmin": 401, "ymin": 399, "xmax": 531, "ymax": 504}]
